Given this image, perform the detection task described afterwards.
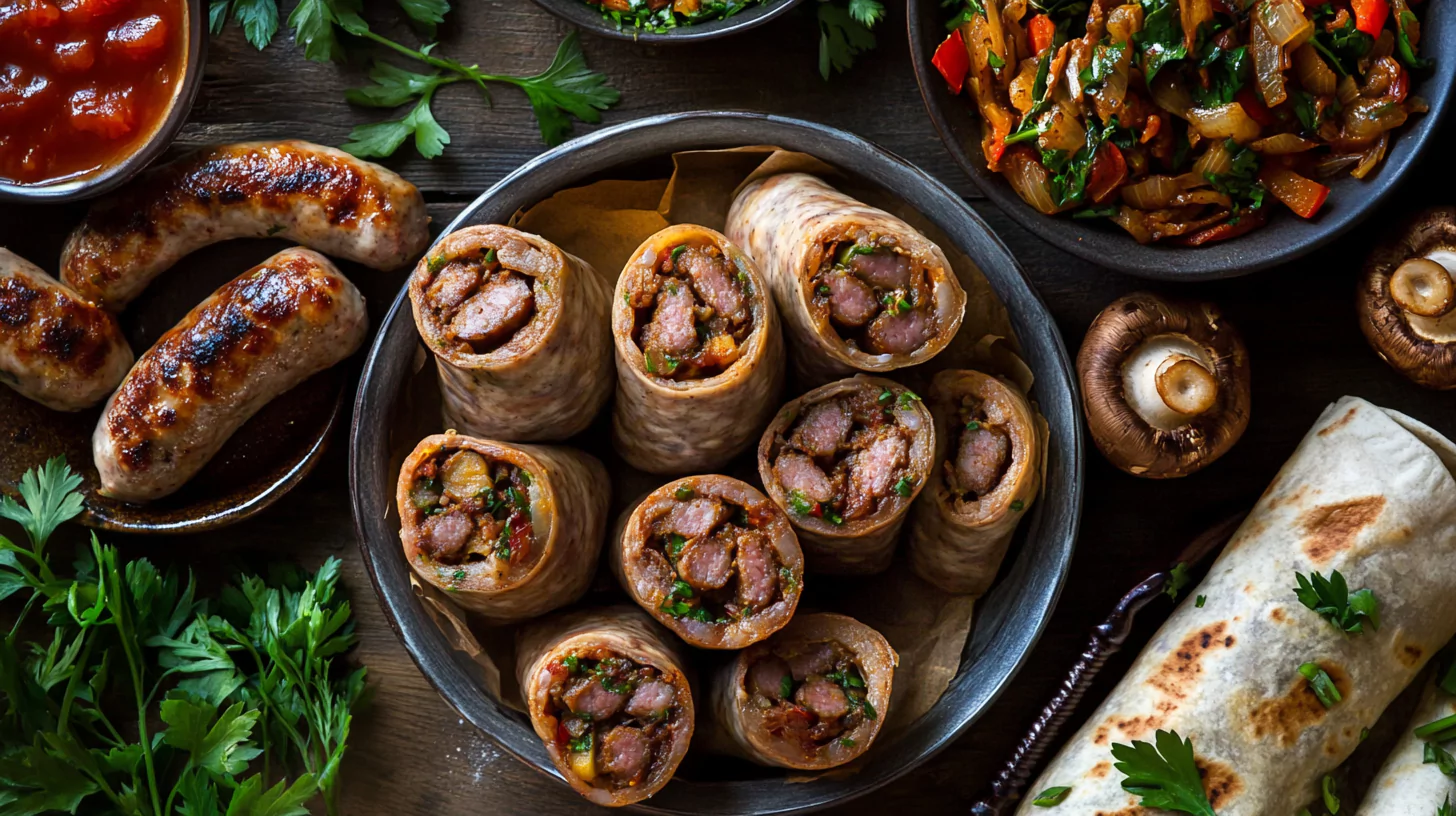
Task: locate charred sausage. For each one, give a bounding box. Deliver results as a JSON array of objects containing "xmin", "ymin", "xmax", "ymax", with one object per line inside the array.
[
  {"xmin": 93, "ymin": 248, "xmax": 367, "ymax": 502},
  {"xmin": 0, "ymin": 248, "xmax": 132, "ymax": 411},
  {"xmin": 61, "ymin": 141, "xmax": 429, "ymax": 309}
]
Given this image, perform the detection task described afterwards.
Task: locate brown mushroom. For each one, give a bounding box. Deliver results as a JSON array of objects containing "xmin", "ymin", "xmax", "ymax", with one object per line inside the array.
[
  {"xmin": 1357, "ymin": 207, "xmax": 1456, "ymax": 390},
  {"xmin": 1076, "ymin": 292, "xmax": 1251, "ymax": 478}
]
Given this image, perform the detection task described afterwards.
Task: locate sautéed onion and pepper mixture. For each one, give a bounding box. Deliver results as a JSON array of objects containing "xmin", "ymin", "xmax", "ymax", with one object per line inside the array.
[
  {"xmin": 747, "ymin": 640, "xmax": 877, "ymax": 753},
  {"xmin": 408, "ymin": 448, "xmax": 538, "ymax": 584},
  {"xmin": 584, "ymin": 0, "xmax": 766, "ymax": 31},
  {"xmin": 545, "ymin": 652, "xmax": 682, "ymax": 790},
  {"xmin": 931, "ymin": 0, "xmax": 1432, "ymax": 243}
]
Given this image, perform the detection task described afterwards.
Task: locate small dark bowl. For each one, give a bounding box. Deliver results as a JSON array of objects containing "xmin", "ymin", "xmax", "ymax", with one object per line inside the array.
[
  {"xmin": 349, "ymin": 111, "xmax": 1084, "ymax": 815},
  {"xmin": 0, "ymin": 0, "xmax": 207, "ymax": 204},
  {"xmin": 908, "ymin": 0, "xmax": 1456, "ymax": 280},
  {"xmin": 531, "ymin": 0, "xmax": 805, "ymax": 43}
]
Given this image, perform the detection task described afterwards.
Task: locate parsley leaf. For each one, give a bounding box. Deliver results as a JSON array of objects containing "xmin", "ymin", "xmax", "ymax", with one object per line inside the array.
[
  {"xmin": 1191, "ymin": 45, "xmax": 1249, "ymax": 108},
  {"xmin": 343, "ymin": 91, "xmax": 450, "ymax": 159},
  {"xmin": 504, "ymin": 32, "xmax": 621, "ymax": 146},
  {"xmin": 1395, "ymin": 11, "xmax": 1433, "ymax": 70},
  {"xmin": 1425, "ymin": 742, "xmax": 1456, "ymax": 777},
  {"xmin": 1132, "ymin": 0, "xmax": 1187, "ymax": 82},
  {"xmin": 398, "ymin": 0, "xmax": 450, "ymax": 36},
  {"xmin": 1294, "ymin": 570, "xmax": 1381, "ymax": 634},
  {"xmin": 1033, "ymin": 785, "xmax": 1073, "ymax": 806},
  {"xmin": 1205, "ymin": 140, "xmax": 1265, "ymax": 213},
  {"xmin": 1111, "ymin": 730, "xmax": 1216, "ymax": 816},
  {"xmin": 1165, "ymin": 562, "xmax": 1191, "ymax": 601},
  {"xmin": 1322, "ymin": 775, "xmax": 1340, "ymax": 814},
  {"xmin": 818, "ymin": 1, "xmax": 880, "ymax": 80}
]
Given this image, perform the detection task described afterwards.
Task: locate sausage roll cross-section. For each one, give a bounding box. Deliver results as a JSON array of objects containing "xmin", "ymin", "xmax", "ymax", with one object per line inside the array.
[
  {"xmin": 93, "ymin": 248, "xmax": 367, "ymax": 503},
  {"xmin": 908, "ymin": 370, "xmax": 1042, "ymax": 596},
  {"xmin": 726, "ymin": 173, "xmax": 966, "ymax": 385},
  {"xmin": 398, "ymin": 433, "xmax": 609, "ymax": 623},
  {"xmin": 613, "ymin": 475, "xmax": 804, "ymax": 650},
  {"xmin": 518, "ymin": 607, "xmax": 694, "ymax": 808},
  {"xmin": 0, "ymin": 248, "xmax": 132, "ymax": 411},
  {"xmin": 758, "ymin": 376, "xmax": 935, "ymax": 574},
  {"xmin": 62, "ymin": 140, "xmax": 430, "ymax": 309},
  {"xmin": 611, "ymin": 225, "xmax": 784, "ymax": 474},
  {"xmin": 411, "ymin": 225, "xmax": 614, "ymax": 442},
  {"xmin": 709, "ymin": 613, "xmax": 896, "ymax": 770}
]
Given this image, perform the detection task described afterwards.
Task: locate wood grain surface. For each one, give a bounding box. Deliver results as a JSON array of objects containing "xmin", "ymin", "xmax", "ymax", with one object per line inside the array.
[{"xmin": 2, "ymin": 0, "xmax": 1454, "ymax": 813}]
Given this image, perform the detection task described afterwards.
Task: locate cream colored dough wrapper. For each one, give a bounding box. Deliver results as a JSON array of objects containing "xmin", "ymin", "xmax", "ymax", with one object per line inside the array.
[
  {"xmin": 1357, "ymin": 674, "xmax": 1456, "ymax": 814},
  {"xmin": 1016, "ymin": 396, "xmax": 1456, "ymax": 816}
]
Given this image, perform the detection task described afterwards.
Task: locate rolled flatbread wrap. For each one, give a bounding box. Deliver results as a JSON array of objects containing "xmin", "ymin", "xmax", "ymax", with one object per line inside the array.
[
  {"xmin": 708, "ymin": 612, "xmax": 896, "ymax": 770},
  {"xmin": 908, "ymin": 370, "xmax": 1042, "ymax": 595},
  {"xmin": 611, "ymin": 225, "xmax": 784, "ymax": 474},
  {"xmin": 1356, "ymin": 675, "xmax": 1456, "ymax": 814},
  {"xmin": 409, "ymin": 225, "xmax": 613, "ymax": 441},
  {"xmin": 612, "ymin": 474, "xmax": 804, "ymax": 650},
  {"xmin": 396, "ymin": 433, "xmax": 609, "ymax": 623},
  {"xmin": 757, "ymin": 376, "xmax": 934, "ymax": 575},
  {"xmin": 1015, "ymin": 396, "xmax": 1456, "ymax": 816},
  {"xmin": 517, "ymin": 606, "xmax": 695, "ymax": 807},
  {"xmin": 725, "ymin": 172, "xmax": 967, "ymax": 385}
]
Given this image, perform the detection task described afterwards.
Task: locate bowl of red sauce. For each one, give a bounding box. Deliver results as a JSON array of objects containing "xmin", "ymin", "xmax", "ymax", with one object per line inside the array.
[{"xmin": 0, "ymin": 0, "xmax": 204, "ymax": 202}]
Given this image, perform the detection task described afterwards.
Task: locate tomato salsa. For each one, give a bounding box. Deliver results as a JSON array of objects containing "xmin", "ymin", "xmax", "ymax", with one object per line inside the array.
[{"xmin": 0, "ymin": 0, "xmax": 186, "ymax": 187}]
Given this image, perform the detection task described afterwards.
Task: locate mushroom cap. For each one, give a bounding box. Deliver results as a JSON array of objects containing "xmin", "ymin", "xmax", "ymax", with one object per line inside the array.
[
  {"xmin": 1357, "ymin": 206, "xmax": 1456, "ymax": 390},
  {"xmin": 1076, "ymin": 292, "xmax": 1251, "ymax": 479}
]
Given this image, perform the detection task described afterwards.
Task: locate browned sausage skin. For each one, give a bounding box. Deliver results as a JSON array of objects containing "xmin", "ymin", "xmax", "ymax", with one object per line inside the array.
[
  {"xmin": 518, "ymin": 607, "xmax": 694, "ymax": 807},
  {"xmin": 757, "ymin": 376, "xmax": 934, "ymax": 574},
  {"xmin": 709, "ymin": 613, "xmax": 896, "ymax": 770},
  {"xmin": 397, "ymin": 433, "xmax": 609, "ymax": 623},
  {"xmin": 612, "ymin": 475, "xmax": 803, "ymax": 650},
  {"xmin": 61, "ymin": 141, "xmax": 429, "ymax": 309},
  {"xmin": 0, "ymin": 248, "xmax": 132, "ymax": 411},
  {"xmin": 93, "ymin": 248, "xmax": 366, "ymax": 502}
]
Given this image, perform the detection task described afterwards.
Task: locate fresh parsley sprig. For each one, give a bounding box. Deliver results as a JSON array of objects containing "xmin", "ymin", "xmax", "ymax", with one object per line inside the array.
[
  {"xmin": 818, "ymin": 0, "xmax": 886, "ymax": 80},
  {"xmin": 1294, "ymin": 569, "xmax": 1381, "ymax": 634},
  {"xmin": 1110, "ymin": 729, "xmax": 1217, "ymax": 816}
]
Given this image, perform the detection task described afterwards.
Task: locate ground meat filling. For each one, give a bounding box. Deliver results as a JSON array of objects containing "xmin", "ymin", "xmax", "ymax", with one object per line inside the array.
[
  {"xmin": 423, "ymin": 239, "xmax": 542, "ymax": 354},
  {"xmin": 627, "ymin": 241, "xmax": 754, "ymax": 380},
  {"xmin": 408, "ymin": 449, "xmax": 537, "ymax": 581},
  {"xmin": 809, "ymin": 236, "xmax": 938, "ymax": 356},
  {"xmin": 771, "ymin": 387, "xmax": 918, "ymax": 524},
  {"xmin": 546, "ymin": 653, "xmax": 680, "ymax": 791},
  {"xmin": 946, "ymin": 397, "xmax": 1011, "ymax": 500},
  {"xmin": 646, "ymin": 486, "xmax": 787, "ymax": 626},
  {"xmin": 746, "ymin": 640, "xmax": 875, "ymax": 753}
]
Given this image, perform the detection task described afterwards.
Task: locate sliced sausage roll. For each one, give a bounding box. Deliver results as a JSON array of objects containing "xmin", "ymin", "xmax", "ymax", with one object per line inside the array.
[
  {"xmin": 757, "ymin": 376, "xmax": 935, "ymax": 574},
  {"xmin": 709, "ymin": 612, "xmax": 896, "ymax": 770},
  {"xmin": 611, "ymin": 225, "xmax": 784, "ymax": 474},
  {"xmin": 612, "ymin": 475, "xmax": 804, "ymax": 650},
  {"xmin": 94, "ymin": 248, "xmax": 366, "ymax": 502},
  {"xmin": 907, "ymin": 370, "xmax": 1042, "ymax": 596},
  {"xmin": 517, "ymin": 606, "xmax": 695, "ymax": 808},
  {"xmin": 410, "ymin": 225, "xmax": 614, "ymax": 442},
  {"xmin": 0, "ymin": 248, "xmax": 133, "ymax": 411},
  {"xmin": 397, "ymin": 433, "xmax": 609, "ymax": 623},
  {"xmin": 726, "ymin": 173, "xmax": 967, "ymax": 385},
  {"xmin": 61, "ymin": 141, "xmax": 429, "ymax": 309}
]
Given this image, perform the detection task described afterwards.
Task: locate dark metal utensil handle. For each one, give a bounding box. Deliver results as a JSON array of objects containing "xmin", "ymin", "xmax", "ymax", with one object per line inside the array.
[{"xmin": 969, "ymin": 512, "xmax": 1247, "ymax": 815}]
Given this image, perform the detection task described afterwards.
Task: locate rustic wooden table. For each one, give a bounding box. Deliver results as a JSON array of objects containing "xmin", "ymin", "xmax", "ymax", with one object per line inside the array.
[{"xmin": 3, "ymin": 1, "xmax": 1453, "ymax": 813}]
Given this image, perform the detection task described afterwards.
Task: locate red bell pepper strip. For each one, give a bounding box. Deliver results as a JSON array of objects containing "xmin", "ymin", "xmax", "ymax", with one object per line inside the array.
[
  {"xmin": 1259, "ymin": 165, "xmax": 1330, "ymax": 218},
  {"xmin": 1352, "ymin": 0, "xmax": 1389, "ymax": 36},
  {"xmin": 1029, "ymin": 14, "xmax": 1057, "ymax": 56},
  {"xmin": 1086, "ymin": 143, "xmax": 1127, "ymax": 205},
  {"xmin": 1173, "ymin": 209, "xmax": 1269, "ymax": 245},
  {"xmin": 933, "ymin": 30, "xmax": 972, "ymax": 95},
  {"xmin": 1235, "ymin": 87, "xmax": 1277, "ymax": 127}
]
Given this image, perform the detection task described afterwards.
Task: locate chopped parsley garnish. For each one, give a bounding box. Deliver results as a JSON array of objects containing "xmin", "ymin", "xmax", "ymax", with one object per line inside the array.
[
  {"xmin": 495, "ymin": 522, "xmax": 512, "ymax": 560},
  {"xmin": 508, "ymin": 486, "xmax": 530, "ymax": 510},
  {"xmin": 987, "ymin": 50, "xmax": 1005, "ymax": 69},
  {"xmin": 824, "ymin": 509, "xmax": 845, "ymax": 526},
  {"xmin": 882, "ymin": 293, "xmax": 913, "ymax": 315},
  {"xmin": 780, "ymin": 675, "xmax": 795, "ymax": 700},
  {"xmin": 897, "ymin": 390, "xmax": 920, "ymax": 409},
  {"xmin": 827, "ymin": 667, "xmax": 867, "ymax": 690},
  {"xmin": 562, "ymin": 655, "xmax": 580, "ymax": 673},
  {"xmin": 1205, "ymin": 139, "xmax": 1266, "ymax": 214},
  {"xmin": 1164, "ymin": 562, "xmax": 1191, "ymax": 601},
  {"xmin": 1110, "ymin": 730, "xmax": 1216, "ymax": 816},
  {"xmin": 427, "ymin": 254, "xmax": 447, "ymax": 274},
  {"xmin": 662, "ymin": 356, "xmax": 680, "ymax": 374},
  {"xmin": 666, "ymin": 282, "xmax": 679, "ymax": 295},
  {"xmin": 1190, "ymin": 45, "xmax": 1249, "ymax": 109},
  {"xmin": 878, "ymin": 387, "xmax": 893, "ymax": 403},
  {"xmin": 1300, "ymin": 663, "xmax": 1342, "ymax": 708},
  {"xmin": 674, "ymin": 485, "xmax": 695, "ymax": 501},
  {"xmin": 1195, "ymin": 595, "xmax": 1206, "ymax": 608},
  {"xmin": 481, "ymin": 247, "xmax": 498, "ymax": 265},
  {"xmin": 670, "ymin": 245, "xmax": 687, "ymax": 265},
  {"xmin": 1131, "ymin": 0, "xmax": 1187, "ymax": 82},
  {"xmin": 1010, "ymin": 499, "xmax": 1026, "ymax": 512},
  {"xmin": 966, "ymin": 420, "xmax": 981, "ymax": 430},
  {"xmin": 452, "ymin": 569, "xmax": 466, "ymax": 580},
  {"xmin": 787, "ymin": 489, "xmax": 815, "ymax": 516},
  {"xmin": 568, "ymin": 731, "xmax": 593, "ymax": 753},
  {"xmin": 817, "ymin": 284, "xmax": 833, "ymax": 296},
  {"xmin": 644, "ymin": 351, "xmax": 658, "ymax": 374},
  {"xmin": 893, "ymin": 477, "xmax": 914, "ymax": 497},
  {"xmin": 860, "ymin": 697, "xmax": 877, "ymax": 720},
  {"xmin": 836, "ymin": 243, "xmax": 877, "ymax": 266},
  {"xmin": 839, "ymin": 737, "xmax": 856, "ymax": 748},
  {"xmin": 518, "ymin": 470, "xmax": 531, "ymax": 486},
  {"xmin": 1322, "ymin": 775, "xmax": 1339, "ymax": 814},
  {"xmin": 778, "ymin": 566, "xmax": 798, "ymax": 591},
  {"xmin": 1032, "ymin": 786, "xmax": 1073, "ymax": 807},
  {"xmin": 1425, "ymin": 742, "xmax": 1456, "ymax": 777},
  {"xmin": 1294, "ymin": 570, "xmax": 1380, "ymax": 634},
  {"xmin": 666, "ymin": 534, "xmax": 687, "ymax": 559}
]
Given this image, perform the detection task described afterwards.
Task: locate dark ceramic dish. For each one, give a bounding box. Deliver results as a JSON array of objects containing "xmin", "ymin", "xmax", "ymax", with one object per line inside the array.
[
  {"xmin": 907, "ymin": 0, "xmax": 1456, "ymax": 280},
  {"xmin": 349, "ymin": 111, "xmax": 1083, "ymax": 815},
  {"xmin": 0, "ymin": 0, "xmax": 208, "ymax": 204},
  {"xmin": 531, "ymin": 0, "xmax": 804, "ymax": 43}
]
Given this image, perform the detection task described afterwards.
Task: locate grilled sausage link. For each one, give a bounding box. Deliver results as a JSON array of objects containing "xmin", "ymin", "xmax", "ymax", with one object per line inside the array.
[
  {"xmin": 0, "ymin": 248, "xmax": 133, "ymax": 411},
  {"xmin": 93, "ymin": 248, "xmax": 367, "ymax": 502},
  {"xmin": 61, "ymin": 140, "xmax": 429, "ymax": 309}
]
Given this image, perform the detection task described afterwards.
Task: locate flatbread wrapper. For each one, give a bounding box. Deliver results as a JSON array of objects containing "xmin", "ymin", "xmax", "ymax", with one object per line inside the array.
[{"xmin": 1016, "ymin": 396, "xmax": 1456, "ymax": 815}]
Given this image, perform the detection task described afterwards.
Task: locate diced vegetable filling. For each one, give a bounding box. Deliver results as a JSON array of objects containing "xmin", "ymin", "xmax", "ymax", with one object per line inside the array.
[
  {"xmin": 648, "ymin": 487, "xmax": 787, "ymax": 624},
  {"xmin": 422, "ymin": 240, "xmax": 539, "ymax": 354},
  {"xmin": 772, "ymin": 389, "xmax": 918, "ymax": 525},
  {"xmin": 583, "ymin": 0, "xmax": 763, "ymax": 29},
  {"xmin": 947, "ymin": 396, "xmax": 1012, "ymax": 499},
  {"xmin": 746, "ymin": 639, "xmax": 875, "ymax": 752},
  {"xmin": 627, "ymin": 242, "xmax": 755, "ymax": 380},
  {"xmin": 409, "ymin": 450, "xmax": 536, "ymax": 578},
  {"xmin": 811, "ymin": 238, "xmax": 939, "ymax": 355},
  {"xmin": 934, "ymin": 0, "xmax": 1431, "ymax": 243},
  {"xmin": 546, "ymin": 653, "xmax": 680, "ymax": 791}
]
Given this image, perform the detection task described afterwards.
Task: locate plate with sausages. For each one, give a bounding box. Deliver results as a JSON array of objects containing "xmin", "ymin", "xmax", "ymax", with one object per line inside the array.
[{"xmin": 349, "ymin": 111, "xmax": 1083, "ymax": 814}]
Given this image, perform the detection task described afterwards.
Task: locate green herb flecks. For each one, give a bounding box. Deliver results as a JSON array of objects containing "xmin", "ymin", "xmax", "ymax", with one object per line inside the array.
[
  {"xmin": 1165, "ymin": 562, "xmax": 1191, "ymax": 601},
  {"xmin": 897, "ymin": 390, "xmax": 920, "ymax": 409},
  {"xmin": 666, "ymin": 534, "xmax": 688, "ymax": 560},
  {"xmin": 674, "ymin": 485, "xmax": 695, "ymax": 501},
  {"xmin": 1195, "ymin": 595, "xmax": 1206, "ymax": 608},
  {"xmin": 1425, "ymin": 742, "xmax": 1456, "ymax": 777},
  {"xmin": 568, "ymin": 730, "xmax": 593, "ymax": 754},
  {"xmin": 1300, "ymin": 663, "xmax": 1343, "ymax": 709},
  {"xmin": 780, "ymin": 675, "xmax": 794, "ymax": 700},
  {"xmin": 1032, "ymin": 785, "xmax": 1073, "ymax": 807},
  {"xmin": 1110, "ymin": 730, "xmax": 1217, "ymax": 816},
  {"xmin": 894, "ymin": 477, "xmax": 915, "ymax": 498},
  {"xmin": 1294, "ymin": 570, "xmax": 1380, "ymax": 634},
  {"xmin": 787, "ymin": 490, "xmax": 816, "ymax": 516},
  {"xmin": 1132, "ymin": 0, "xmax": 1188, "ymax": 82},
  {"xmin": 1322, "ymin": 775, "xmax": 1340, "ymax": 814}
]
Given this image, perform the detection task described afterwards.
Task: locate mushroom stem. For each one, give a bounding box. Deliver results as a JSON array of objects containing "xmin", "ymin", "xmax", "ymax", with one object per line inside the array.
[
  {"xmin": 1121, "ymin": 335, "xmax": 1220, "ymax": 431},
  {"xmin": 1155, "ymin": 356, "xmax": 1219, "ymax": 417},
  {"xmin": 1390, "ymin": 258, "xmax": 1456, "ymax": 318}
]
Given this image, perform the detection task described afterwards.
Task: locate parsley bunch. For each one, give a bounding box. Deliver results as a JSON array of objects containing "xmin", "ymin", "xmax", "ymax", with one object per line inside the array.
[
  {"xmin": 818, "ymin": 0, "xmax": 886, "ymax": 80},
  {"xmin": 210, "ymin": 0, "xmax": 620, "ymax": 156},
  {"xmin": 0, "ymin": 458, "xmax": 365, "ymax": 816}
]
